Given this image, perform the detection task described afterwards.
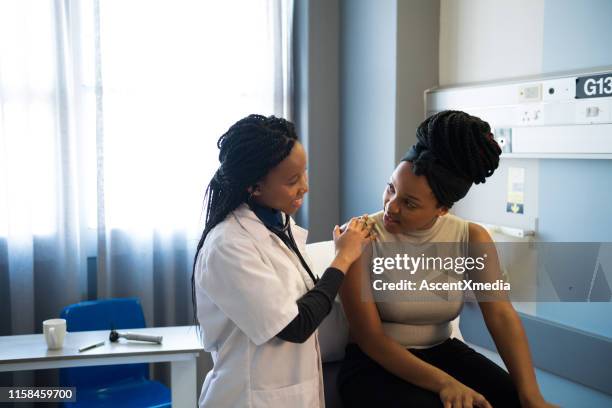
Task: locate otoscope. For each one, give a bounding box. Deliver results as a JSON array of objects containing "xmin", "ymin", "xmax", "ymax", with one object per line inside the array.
[{"xmin": 109, "ymin": 329, "xmax": 163, "ymax": 344}]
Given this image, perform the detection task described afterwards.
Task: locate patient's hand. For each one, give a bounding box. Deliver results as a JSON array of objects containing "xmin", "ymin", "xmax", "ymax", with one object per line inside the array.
[{"xmin": 438, "ymin": 378, "xmax": 492, "ymax": 408}]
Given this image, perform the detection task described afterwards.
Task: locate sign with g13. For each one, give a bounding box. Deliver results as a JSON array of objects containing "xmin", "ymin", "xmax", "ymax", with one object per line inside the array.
[{"xmin": 576, "ymin": 72, "xmax": 612, "ymax": 99}]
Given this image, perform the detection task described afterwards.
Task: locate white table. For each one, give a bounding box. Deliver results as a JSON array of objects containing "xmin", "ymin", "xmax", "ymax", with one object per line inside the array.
[{"xmin": 0, "ymin": 325, "xmax": 204, "ymax": 407}]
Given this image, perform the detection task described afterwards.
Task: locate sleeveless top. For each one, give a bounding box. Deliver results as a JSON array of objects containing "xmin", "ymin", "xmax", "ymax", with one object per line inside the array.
[{"xmin": 369, "ymin": 211, "xmax": 470, "ymax": 349}]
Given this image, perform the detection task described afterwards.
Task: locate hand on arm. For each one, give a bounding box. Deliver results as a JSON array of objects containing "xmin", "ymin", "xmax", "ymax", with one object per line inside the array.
[
  {"xmin": 275, "ymin": 215, "xmax": 375, "ymax": 343},
  {"xmin": 275, "ymin": 215, "xmax": 376, "ymax": 344},
  {"xmin": 331, "ymin": 215, "xmax": 376, "ymax": 273}
]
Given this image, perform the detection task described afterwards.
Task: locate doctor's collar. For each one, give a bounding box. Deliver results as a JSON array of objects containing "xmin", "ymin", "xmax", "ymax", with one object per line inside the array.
[{"xmin": 248, "ymin": 201, "xmax": 287, "ymax": 231}]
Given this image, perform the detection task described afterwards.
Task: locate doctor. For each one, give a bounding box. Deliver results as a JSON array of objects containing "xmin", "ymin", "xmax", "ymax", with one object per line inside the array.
[{"xmin": 191, "ymin": 114, "xmax": 373, "ymax": 407}]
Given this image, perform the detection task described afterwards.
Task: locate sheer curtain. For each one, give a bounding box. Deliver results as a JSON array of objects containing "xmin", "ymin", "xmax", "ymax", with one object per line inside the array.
[
  {"xmin": 0, "ymin": 0, "xmax": 91, "ymax": 390},
  {"xmin": 0, "ymin": 0, "xmax": 293, "ymax": 387},
  {"xmin": 95, "ymin": 0, "xmax": 294, "ymax": 327}
]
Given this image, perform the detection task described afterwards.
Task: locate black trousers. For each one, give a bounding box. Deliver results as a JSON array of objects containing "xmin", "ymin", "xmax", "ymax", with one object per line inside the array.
[{"xmin": 337, "ymin": 338, "xmax": 521, "ymax": 408}]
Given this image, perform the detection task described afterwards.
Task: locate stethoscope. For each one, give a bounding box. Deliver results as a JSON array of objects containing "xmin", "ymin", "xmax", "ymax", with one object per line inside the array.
[{"xmin": 253, "ymin": 206, "xmax": 319, "ymax": 286}]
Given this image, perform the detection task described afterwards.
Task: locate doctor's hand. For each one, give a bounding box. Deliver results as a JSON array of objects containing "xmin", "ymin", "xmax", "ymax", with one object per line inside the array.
[
  {"xmin": 331, "ymin": 215, "xmax": 375, "ymax": 273},
  {"xmin": 438, "ymin": 378, "xmax": 492, "ymax": 408}
]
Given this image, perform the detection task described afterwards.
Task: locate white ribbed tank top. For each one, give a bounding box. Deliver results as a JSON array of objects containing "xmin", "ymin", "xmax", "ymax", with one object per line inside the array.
[{"xmin": 369, "ymin": 210, "xmax": 470, "ymax": 349}]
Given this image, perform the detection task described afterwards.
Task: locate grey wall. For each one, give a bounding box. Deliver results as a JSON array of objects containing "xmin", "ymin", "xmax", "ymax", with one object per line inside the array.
[
  {"xmin": 340, "ymin": 0, "xmax": 398, "ymax": 221},
  {"xmin": 541, "ymin": 0, "xmax": 612, "ymax": 73},
  {"xmin": 395, "ymin": 0, "xmax": 440, "ymax": 163},
  {"xmin": 339, "ymin": 0, "xmax": 439, "ymax": 222},
  {"xmin": 294, "ymin": 0, "xmax": 341, "ymax": 243}
]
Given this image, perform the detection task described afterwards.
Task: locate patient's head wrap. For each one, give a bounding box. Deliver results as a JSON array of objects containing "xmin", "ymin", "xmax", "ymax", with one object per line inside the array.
[
  {"xmin": 401, "ymin": 143, "xmax": 472, "ymax": 208},
  {"xmin": 401, "ymin": 111, "xmax": 501, "ymax": 208}
]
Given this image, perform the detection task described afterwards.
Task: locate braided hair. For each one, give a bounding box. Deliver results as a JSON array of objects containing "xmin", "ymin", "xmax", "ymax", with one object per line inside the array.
[
  {"xmin": 191, "ymin": 114, "xmax": 298, "ymax": 331},
  {"xmin": 401, "ymin": 110, "xmax": 502, "ymax": 208}
]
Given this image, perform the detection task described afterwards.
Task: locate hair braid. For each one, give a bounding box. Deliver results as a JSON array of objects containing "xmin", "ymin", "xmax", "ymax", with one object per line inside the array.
[
  {"xmin": 191, "ymin": 114, "xmax": 298, "ymax": 336},
  {"xmin": 419, "ymin": 110, "xmax": 501, "ymax": 185},
  {"xmin": 403, "ymin": 110, "xmax": 502, "ymax": 208}
]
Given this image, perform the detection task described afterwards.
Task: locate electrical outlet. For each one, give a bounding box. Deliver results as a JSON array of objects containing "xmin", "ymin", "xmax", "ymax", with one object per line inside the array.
[
  {"xmin": 575, "ymin": 99, "xmax": 610, "ymax": 124},
  {"xmin": 518, "ymin": 106, "xmax": 543, "ymax": 124}
]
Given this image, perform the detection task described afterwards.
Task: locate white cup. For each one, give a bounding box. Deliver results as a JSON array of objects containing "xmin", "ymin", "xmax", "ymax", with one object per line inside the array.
[{"xmin": 43, "ymin": 318, "xmax": 66, "ymax": 350}]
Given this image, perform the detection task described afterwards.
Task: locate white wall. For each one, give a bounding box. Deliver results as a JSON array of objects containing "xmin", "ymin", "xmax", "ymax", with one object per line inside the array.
[{"xmin": 439, "ymin": 0, "xmax": 545, "ymax": 85}]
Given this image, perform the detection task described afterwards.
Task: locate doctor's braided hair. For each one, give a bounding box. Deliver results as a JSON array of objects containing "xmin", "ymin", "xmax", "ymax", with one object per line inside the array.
[{"xmin": 191, "ymin": 114, "xmax": 299, "ymax": 334}]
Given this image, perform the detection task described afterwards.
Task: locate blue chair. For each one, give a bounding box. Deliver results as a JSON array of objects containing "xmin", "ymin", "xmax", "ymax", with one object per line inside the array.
[{"xmin": 60, "ymin": 298, "xmax": 171, "ymax": 408}]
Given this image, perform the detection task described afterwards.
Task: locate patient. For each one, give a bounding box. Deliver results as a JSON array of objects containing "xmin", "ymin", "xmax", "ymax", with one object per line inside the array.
[{"xmin": 338, "ymin": 111, "xmax": 557, "ymax": 408}]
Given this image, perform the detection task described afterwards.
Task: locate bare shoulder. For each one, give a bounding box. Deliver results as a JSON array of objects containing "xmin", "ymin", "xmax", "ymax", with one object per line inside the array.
[{"xmin": 468, "ymin": 222, "xmax": 493, "ymax": 243}]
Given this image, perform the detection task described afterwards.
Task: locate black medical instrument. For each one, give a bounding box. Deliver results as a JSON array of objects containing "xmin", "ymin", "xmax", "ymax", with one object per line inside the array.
[
  {"xmin": 109, "ymin": 329, "xmax": 163, "ymax": 344},
  {"xmin": 258, "ymin": 209, "xmax": 319, "ymax": 286}
]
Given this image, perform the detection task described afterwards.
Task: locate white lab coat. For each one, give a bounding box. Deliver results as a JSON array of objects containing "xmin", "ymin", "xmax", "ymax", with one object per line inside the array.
[{"xmin": 195, "ymin": 203, "xmax": 325, "ymax": 408}]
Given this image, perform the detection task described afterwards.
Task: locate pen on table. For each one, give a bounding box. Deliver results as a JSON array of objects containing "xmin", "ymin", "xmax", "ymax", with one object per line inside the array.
[{"xmin": 78, "ymin": 341, "xmax": 105, "ymax": 352}]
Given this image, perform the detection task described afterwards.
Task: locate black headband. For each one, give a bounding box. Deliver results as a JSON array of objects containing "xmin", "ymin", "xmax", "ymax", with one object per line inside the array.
[{"xmin": 401, "ymin": 144, "xmax": 472, "ymax": 208}]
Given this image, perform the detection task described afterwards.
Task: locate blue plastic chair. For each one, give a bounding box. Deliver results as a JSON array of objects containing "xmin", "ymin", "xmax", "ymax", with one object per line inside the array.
[{"xmin": 59, "ymin": 298, "xmax": 171, "ymax": 408}]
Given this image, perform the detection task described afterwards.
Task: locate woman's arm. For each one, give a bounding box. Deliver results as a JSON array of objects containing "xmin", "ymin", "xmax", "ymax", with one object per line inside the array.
[
  {"xmin": 479, "ymin": 301, "xmax": 550, "ymax": 407},
  {"xmin": 469, "ymin": 223, "xmax": 557, "ymax": 408},
  {"xmin": 277, "ymin": 267, "xmax": 345, "ymax": 343},
  {"xmin": 339, "ymin": 246, "xmax": 491, "ymax": 408},
  {"xmin": 277, "ymin": 216, "xmax": 373, "ymax": 343}
]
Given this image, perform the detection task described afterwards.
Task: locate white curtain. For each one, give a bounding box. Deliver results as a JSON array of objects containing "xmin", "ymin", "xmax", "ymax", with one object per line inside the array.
[{"xmin": 0, "ymin": 0, "xmax": 293, "ymax": 388}]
